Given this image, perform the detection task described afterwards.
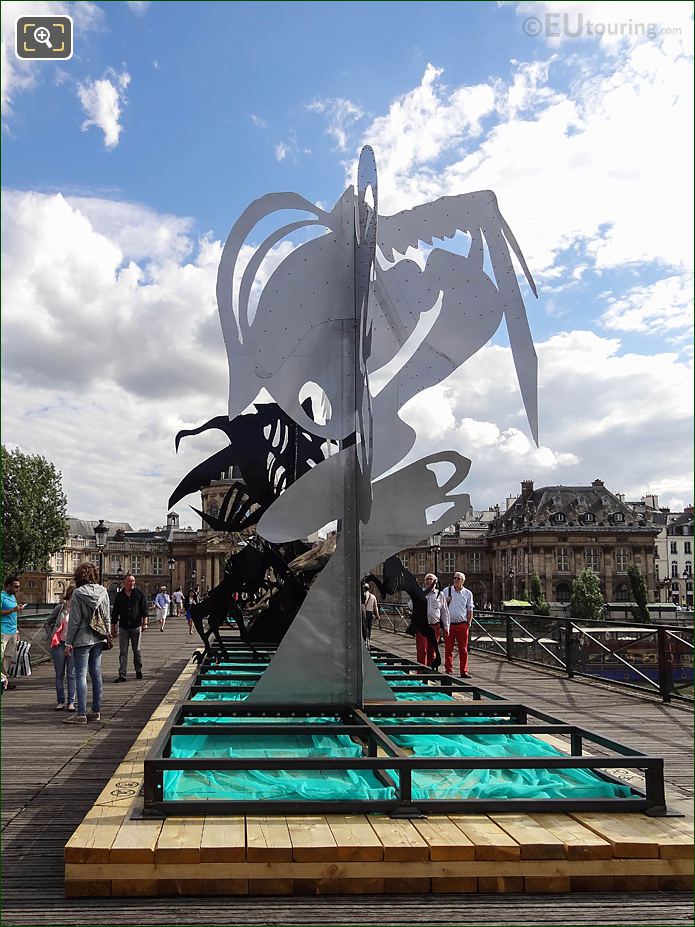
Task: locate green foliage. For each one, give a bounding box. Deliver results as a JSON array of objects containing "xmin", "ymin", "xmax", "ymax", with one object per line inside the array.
[
  {"xmin": 1, "ymin": 446, "xmax": 68, "ymax": 578},
  {"xmin": 627, "ymin": 563, "xmax": 650, "ymax": 622},
  {"xmin": 529, "ymin": 571, "xmax": 550, "ymax": 616},
  {"xmin": 570, "ymin": 568, "xmax": 604, "ymax": 621}
]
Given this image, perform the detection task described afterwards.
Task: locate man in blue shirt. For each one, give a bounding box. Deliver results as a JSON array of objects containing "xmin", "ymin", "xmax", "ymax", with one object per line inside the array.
[{"xmin": 1, "ymin": 577, "xmax": 26, "ymax": 690}]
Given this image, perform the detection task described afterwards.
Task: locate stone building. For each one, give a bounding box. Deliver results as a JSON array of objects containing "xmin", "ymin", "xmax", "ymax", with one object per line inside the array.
[{"xmin": 487, "ymin": 479, "xmax": 661, "ymax": 605}]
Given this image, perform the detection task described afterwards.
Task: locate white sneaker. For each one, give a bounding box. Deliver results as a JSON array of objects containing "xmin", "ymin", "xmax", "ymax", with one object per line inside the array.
[{"xmin": 55, "ymin": 703, "xmax": 65, "ymax": 711}]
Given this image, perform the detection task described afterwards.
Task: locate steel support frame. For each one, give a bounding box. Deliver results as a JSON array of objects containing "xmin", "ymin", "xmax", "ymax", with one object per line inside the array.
[{"xmin": 143, "ymin": 640, "xmax": 670, "ymax": 818}]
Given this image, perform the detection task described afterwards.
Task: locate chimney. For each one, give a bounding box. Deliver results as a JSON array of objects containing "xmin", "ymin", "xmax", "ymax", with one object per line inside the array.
[
  {"xmin": 643, "ymin": 494, "xmax": 659, "ymax": 510},
  {"xmin": 615, "ymin": 492, "xmax": 625, "ymax": 502},
  {"xmin": 591, "ymin": 479, "xmax": 604, "ymax": 488},
  {"xmin": 506, "ymin": 494, "xmax": 517, "ymax": 511},
  {"xmin": 521, "ymin": 479, "xmax": 534, "ymax": 501}
]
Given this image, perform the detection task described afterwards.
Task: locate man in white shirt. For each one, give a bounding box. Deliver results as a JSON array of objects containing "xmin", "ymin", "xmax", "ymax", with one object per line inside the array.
[
  {"xmin": 154, "ymin": 586, "xmax": 170, "ymax": 632},
  {"xmin": 362, "ymin": 583, "xmax": 379, "ymax": 644},
  {"xmin": 416, "ymin": 573, "xmax": 450, "ymax": 668},
  {"xmin": 443, "ymin": 571, "xmax": 474, "ymax": 678}
]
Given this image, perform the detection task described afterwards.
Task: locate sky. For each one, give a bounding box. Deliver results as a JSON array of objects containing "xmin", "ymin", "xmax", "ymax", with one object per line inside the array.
[{"xmin": 1, "ymin": 0, "xmax": 693, "ymax": 530}]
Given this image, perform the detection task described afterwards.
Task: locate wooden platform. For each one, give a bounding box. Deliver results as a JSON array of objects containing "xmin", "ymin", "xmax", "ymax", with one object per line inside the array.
[{"xmin": 64, "ymin": 654, "xmax": 694, "ymax": 897}]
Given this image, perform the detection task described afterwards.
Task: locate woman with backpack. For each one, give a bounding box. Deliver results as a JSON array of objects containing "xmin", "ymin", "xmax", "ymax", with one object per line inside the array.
[{"xmin": 63, "ymin": 562, "xmax": 111, "ymax": 724}]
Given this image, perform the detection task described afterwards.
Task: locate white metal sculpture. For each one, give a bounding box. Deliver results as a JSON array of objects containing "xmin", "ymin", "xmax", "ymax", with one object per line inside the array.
[{"xmin": 205, "ymin": 146, "xmax": 538, "ymax": 706}]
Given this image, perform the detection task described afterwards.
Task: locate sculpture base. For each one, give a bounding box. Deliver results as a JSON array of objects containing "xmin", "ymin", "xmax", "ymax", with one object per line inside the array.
[{"xmin": 64, "ymin": 649, "xmax": 693, "ymax": 897}]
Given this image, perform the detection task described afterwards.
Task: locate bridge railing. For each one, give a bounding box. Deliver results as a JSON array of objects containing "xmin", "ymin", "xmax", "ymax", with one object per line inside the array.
[{"xmin": 376, "ymin": 608, "xmax": 693, "ymax": 704}]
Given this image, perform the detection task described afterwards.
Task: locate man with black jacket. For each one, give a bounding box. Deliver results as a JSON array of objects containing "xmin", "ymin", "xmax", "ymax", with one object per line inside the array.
[{"xmin": 110, "ymin": 573, "xmax": 148, "ymax": 682}]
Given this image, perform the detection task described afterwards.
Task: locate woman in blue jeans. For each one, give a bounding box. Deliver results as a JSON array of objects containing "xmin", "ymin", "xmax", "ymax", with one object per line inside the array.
[
  {"xmin": 48, "ymin": 584, "xmax": 76, "ymax": 710},
  {"xmin": 63, "ymin": 562, "xmax": 111, "ymax": 724}
]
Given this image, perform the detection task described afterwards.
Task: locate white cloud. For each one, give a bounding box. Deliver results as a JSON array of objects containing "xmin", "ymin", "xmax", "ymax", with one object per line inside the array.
[
  {"xmin": 77, "ymin": 68, "xmax": 131, "ymax": 149},
  {"xmin": 396, "ymin": 330, "xmax": 692, "ymax": 509},
  {"xmin": 307, "ymin": 97, "xmax": 365, "ymax": 151},
  {"xmin": 1, "ymin": 0, "xmax": 102, "ymax": 120},
  {"xmin": 251, "ymin": 114, "xmax": 267, "ymax": 128},
  {"xmin": 350, "ymin": 32, "xmax": 692, "ymax": 287},
  {"xmin": 275, "ymin": 141, "xmax": 288, "ymax": 162},
  {"xmin": 599, "ymin": 274, "xmax": 694, "ymax": 337},
  {"xmin": 126, "ymin": 0, "xmax": 150, "ymax": 15}
]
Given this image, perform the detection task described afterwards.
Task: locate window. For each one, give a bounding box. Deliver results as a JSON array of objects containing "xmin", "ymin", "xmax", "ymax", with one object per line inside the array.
[
  {"xmin": 90, "ymin": 553, "xmax": 100, "ymax": 566},
  {"xmin": 470, "ymin": 551, "xmax": 481, "ymax": 572},
  {"xmin": 443, "ymin": 551, "xmax": 455, "ymax": 574},
  {"xmin": 671, "ymin": 561, "xmax": 679, "ymax": 578},
  {"xmin": 613, "ymin": 512, "xmax": 625, "ymax": 523},
  {"xmin": 556, "ymin": 547, "xmax": 570, "ymax": 572},
  {"xmin": 556, "ymin": 583, "xmax": 571, "ymax": 603},
  {"xmin": 585, "ymin": 547, "xmax": 600, "ymax": 571},
  {"xmin": 615, "ymin": 583, "xmax": 630, "ymax": 602},
  {"xmin": 110, "ymin": 555, "xmax": 121, "ymax": 572},
  {"xmin": 615, "ymin": 548, "xmax": 629, "ymax": 573},
  {"xmin": 685, "ymin": 541, "xmax": 692, "ymax": 555},
  {"xmin": 54, "ymin": 551, "xmax": 64, "ymax": 571},
  {"xmin": 554, "ymin": 512, "xmax": 566, "ymax": 524},
  {"xmin": 208, "ymin": 501, "xmax": 220, "ymax": 518},
  {"xmin": 131, "ymin": 555, "xmax": 141, "ymax": 574},
  {"xmin": 72, "ymin": 552, "xmax": 81, "ymax": 568},
  {"xmin": 685, "ymin": 562, "xmax": 692, "ymax": 577},
  {"xmin": 583, "ymin": 512, "xmax": 595, "ymax": 523},
  {"xmin": 153, "ymin": 556, "xmax": 164, "ymax": 575},
  {"xmin": 671, "ymin": 541, "xmax": 678, "ymax": 554}
]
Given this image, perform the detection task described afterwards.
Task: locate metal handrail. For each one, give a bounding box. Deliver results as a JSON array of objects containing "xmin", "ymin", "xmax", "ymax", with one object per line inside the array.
[{"xmin": 377, "ymin": 608, "xmax": 693, "ymax": 704}]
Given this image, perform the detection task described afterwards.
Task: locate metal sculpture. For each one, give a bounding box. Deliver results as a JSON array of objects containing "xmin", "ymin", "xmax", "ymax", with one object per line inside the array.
[{"xmin": 173, "ymin": 146, "xmax": 538, "ymax": 708}]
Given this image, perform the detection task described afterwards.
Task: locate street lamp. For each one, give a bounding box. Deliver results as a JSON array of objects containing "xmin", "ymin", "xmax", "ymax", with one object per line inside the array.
[
  {"xmin": 168, "ymin": 557, "xmax": 176, "ymax": 615},
  {"xmin": 93, "ymin": 519, "xmax": 109, "ymax": 584},
  {"xmin": 190, "ymin": 568, "xmax": 197, "ymax": 596},
  {"xmin": 200, "ymin": 575, "xmax": 206, "ymax": 595},
  {"xmin": 116, "ymin": 565, "xmax": 124, "ymax": 591},
  {"xmin": 429, "ymin": 532, "xmax": 442, "ymax": 578},
  {"xmin": 507, "ymin": 568, "xmax": 515, "ymax": 601}
]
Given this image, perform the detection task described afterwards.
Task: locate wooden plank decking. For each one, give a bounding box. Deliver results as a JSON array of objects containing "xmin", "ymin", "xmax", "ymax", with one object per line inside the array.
[{"xmin": 2, "ymin": 621, "xmax": 693, "ymax": 925}]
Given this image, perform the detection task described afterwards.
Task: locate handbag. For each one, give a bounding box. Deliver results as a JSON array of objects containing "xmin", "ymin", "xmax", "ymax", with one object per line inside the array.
[{"xmin": 9, "ymin": 640, "xmax": 32, "ymax": 677}]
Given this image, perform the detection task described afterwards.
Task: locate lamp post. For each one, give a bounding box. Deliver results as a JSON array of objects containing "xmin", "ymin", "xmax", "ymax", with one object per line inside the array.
[
  {"xmin": 93, "ymin": 519, "xmax": 109, "ymax": 584},
  {"xmin": 507, "ymin": 568, "xmax": 515, "ymax": 602},
  {"xmin": 429, "ymin": 532, "xmax": 442, "ymax": 579},
  {"xmin": 201, "ymin": 575, "xmax": 206, "ymax": 596},
  {"xmin": 116, "ymin": 565, "xmax": 124, "ymax": 592},
  {"xmin": 190, "ymin": 568, "xmax": 197, "ymax": 597},
  {"xmin": 168, "ymin": 557, "xmax": 176, "ymax": 616},
  {"xmin": 682, "ymin": 569, "xmax": 691, "ymax": 607}
]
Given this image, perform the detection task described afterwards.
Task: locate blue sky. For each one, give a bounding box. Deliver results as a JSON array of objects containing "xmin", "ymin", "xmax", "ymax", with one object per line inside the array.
[{"xmin": 2, "ymin": 0, "xmax": 693, "ymax": 528}]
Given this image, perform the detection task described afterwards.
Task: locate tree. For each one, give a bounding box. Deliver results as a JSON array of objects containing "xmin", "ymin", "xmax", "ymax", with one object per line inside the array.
[
  {"xmin": 2, "ymin": 446, "xmax": 68, "ymax": 578},
  {"xmin": 627, "ymin": 564, "xmax": 650, "ymax": 622},
  {"xmin": 570, "ymin": 568, "xmax": 604, "ymax": 621},
  {"xmin": 529, "ymin": 571, "xmax": 550, "ymax": 616}
]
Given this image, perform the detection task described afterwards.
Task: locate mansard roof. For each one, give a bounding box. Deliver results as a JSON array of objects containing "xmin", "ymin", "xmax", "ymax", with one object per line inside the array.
[{"xmin": 489, "ymin": 484, "xmax": 660, "ymax": 536}]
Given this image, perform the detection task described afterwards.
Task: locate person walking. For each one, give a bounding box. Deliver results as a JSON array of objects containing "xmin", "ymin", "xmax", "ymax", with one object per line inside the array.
[
  {"xmin": 416, "ymin": 573, "xmax": 450, "ymax": 668},
  {"xmin": 1, "ymin": 577, "xmax": 25, "ymax": 692},
  {"xmin": 47, "ymin": 585, "xmax": 76, "ymax": 710},
  {"xmin": 443, "ymin": 571, "xmax": 474, "ymax": 678},
  {"xmin": 172, "ymin": 587, "xmax": 184, "ymax": 617},
  {"xmin": 154, "ymin": 586, "xmax": 170, "ymax": 632},
  {"xmin": 63, "ymin": 562, "xmax": 111, "ymax": 724},
  {"xmin": 184, "ymin": 588, "xmax": 199, "ymax": 636},
  {"xmin": 111, "ymin": 573, "xmax": 148, "ymax": 682},
  {"xmin": 362, "ymin": 582, "xmax": 379, "ymax": 645}
]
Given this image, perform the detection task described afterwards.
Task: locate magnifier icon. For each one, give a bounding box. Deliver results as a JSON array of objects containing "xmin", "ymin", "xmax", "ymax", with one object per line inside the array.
[{"xmin": 33, "ymin": 26, "xmax": 53, "ymax": 49}]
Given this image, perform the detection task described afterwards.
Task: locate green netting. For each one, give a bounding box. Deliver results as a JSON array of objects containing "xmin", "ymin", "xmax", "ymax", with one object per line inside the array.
[
  {"xmin": 164, "ymin": 731, "xmax": 394, "ymax": 801},
  {"xmin": 204, "ymin": 669, "xmax": 263, "ymax": 677},
  {"xmin": 394, "ymin": 690, "xmax": 456, "ymax": 702},
  {"xmin": 200, "ymin": 678, "xmax": 254, "ymax": 687},
  {"xmin": 191, "ymin": 690, "xmax": 248, "ymax": 701},
  {"xmin": 178, "ymin": 656, "xmax": 636, "ymax": 803},
  {"xmin": 385, "ymin": 729, "xmax": 634, "ymax": 800}
]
